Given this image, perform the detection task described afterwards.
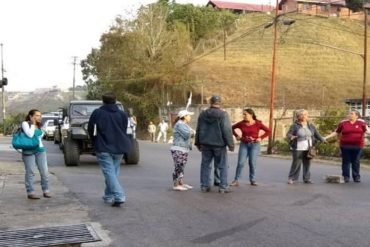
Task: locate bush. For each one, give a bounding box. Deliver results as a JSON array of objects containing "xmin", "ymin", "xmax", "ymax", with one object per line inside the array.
[{"xmin": 273, "ymin": 139, "xmax": 291, "ymax": 154}]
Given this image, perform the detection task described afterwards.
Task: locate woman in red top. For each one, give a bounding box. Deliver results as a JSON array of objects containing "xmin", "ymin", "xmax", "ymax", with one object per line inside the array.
[
  {"xmin": 230, "ymin": 108, "xmax": 271, "ymax": 186},
  {"xmin": 325, "ymin": 110, "xmax": 369, "ymax": 183}
]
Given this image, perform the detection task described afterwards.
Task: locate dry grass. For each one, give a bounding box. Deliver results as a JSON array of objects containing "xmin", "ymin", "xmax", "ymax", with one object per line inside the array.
[{"xmin": 190, "ymin": 13, "xmax": 368, "ymax": 109}]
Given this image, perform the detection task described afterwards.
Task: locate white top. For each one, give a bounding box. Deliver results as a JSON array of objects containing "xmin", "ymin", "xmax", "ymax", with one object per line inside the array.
[
  {"xmin": 158, "ymin": 122, "xmax": 168, "ymax": 132},
  {"xmin": 21, "ymin": 121, "xmax": 44, "ymax": 148},
  {"xmin": 296, "ymin": 125, "xmax": 312, "ymax": 151}
]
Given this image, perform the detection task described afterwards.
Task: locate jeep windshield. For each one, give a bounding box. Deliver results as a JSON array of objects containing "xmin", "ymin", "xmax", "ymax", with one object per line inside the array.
[{"xmin": 71, "ymin": 103, "xmax": 124, "ymax": 117}]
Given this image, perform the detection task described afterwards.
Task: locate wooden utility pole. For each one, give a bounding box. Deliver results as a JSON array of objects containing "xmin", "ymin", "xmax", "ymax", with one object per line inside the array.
[
  {"xmin": 72, "ymin": 56, "xmax": 78, "ymax": 100},
  {"xmin": 362, "ymin": 6, "xmax": 368, "ymax": 117},
  {"xmin": 267, "ymin": 0, "xmax": 279, "ymax": 154}
]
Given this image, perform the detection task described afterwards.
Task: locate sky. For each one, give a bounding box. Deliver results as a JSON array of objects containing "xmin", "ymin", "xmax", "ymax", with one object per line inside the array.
[{"xmin": 0, "ymin": 0, "xmax": 273, "ymax": 92}]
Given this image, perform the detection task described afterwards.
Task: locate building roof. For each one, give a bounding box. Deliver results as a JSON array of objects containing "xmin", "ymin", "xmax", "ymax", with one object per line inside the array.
[
  {"xmin": 207, "ymin": 0, "xmax": 274, "ymax": 12},
  {"xmin": 296, "ymin": 0, "xmax": 346, "ymax": 7}
]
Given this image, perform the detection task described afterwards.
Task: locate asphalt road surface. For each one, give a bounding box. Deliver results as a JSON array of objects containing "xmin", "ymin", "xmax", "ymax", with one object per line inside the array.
[{"xmin": 5, "ymin": 139, "xmax": 370, "ymax": 247}]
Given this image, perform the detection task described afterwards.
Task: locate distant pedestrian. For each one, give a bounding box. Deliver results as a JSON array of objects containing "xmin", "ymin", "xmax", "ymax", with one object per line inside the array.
[
  {"xmin": 21, "ymin": 109, "xmax": 51, "ymax": 199},
  {"xmin": 195, "ymin": 95, "xmax": 234, "ymax": 193},
  {"xmin": 157, "ymin": 119, "xmax": 169, "ymax": 143},
  {"xmin": 147, "ymin": 121, "xmax": 156, "ymax": 142},
  {"xmin": 88, "ymin": 92, "xmax": 132, "ymax": 207},
  {"xmin": 230, "ymin": 108, "xmax": 270, "ymax": 187},
  {"xmin": 286, "ymin": 109, "xmax": 326, "ymax": 184},
  {"xmin": 325, "ymin": 109, "xmax": 369, "ymax": 183},
  {"xmin": 171, "ymin": 110, "xmax": 195, "ymax": 191},
  {"xmin": 128, "ymin": 113, "xmax": 137, "ymax": 138}
]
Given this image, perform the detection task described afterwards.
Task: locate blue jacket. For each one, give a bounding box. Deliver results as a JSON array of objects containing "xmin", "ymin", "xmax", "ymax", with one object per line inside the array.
[
  {"xmin": 195, "ymin": 107, "xmax": 234, "ymax": 148},
  {"xmin": 88, "ymin": 104, "xmax": 132, "ymax": 154},
  {"xmin": 172, "ymin": 120, "xmax": 193, "ymax": 149}
]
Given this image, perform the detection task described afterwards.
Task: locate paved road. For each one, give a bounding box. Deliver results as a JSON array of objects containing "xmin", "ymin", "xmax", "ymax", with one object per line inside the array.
[{"xmin": 3, "ymin": 138, "xmax": 370, "ymax": 246}]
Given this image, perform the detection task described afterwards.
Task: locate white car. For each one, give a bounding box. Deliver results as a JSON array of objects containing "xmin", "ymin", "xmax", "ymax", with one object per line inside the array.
[{"xmin": 42, "ymin": 119, "xmax": 56, "ymax": 141}]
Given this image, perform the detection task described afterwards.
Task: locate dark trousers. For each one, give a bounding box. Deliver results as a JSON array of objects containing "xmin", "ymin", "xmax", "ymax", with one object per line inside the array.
[
  {"xmin": 200, "ymin": 146, "xmax": 228, "ymax": 189},
  {"xmin": 340, "ymin": 147, "xmax": 362, "ymax": 181},
  {"xmin": 288, "ymin": 150, "xmax": 311, "ymax": 182}
]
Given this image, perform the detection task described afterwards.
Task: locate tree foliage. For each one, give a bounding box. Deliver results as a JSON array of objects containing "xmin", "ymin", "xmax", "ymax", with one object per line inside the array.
[
  {"xmin": 345, "ymin": 0, "xmax": 370, "ymax": 12},
  {"xmin": 81, "ymin": 1, "xmax": 238, "ymax": 127}
]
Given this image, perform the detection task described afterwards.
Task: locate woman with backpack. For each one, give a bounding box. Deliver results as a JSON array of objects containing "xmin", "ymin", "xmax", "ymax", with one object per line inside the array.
[{"xmin": 286, "ymin": 109, "xmax": 326, "ymax": 185}]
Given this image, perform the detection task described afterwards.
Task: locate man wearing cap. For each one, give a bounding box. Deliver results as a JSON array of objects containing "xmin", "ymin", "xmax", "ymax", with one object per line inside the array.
[{"xmin": 195, "ymin": 95, "xmax": 234, "ymax": 193}]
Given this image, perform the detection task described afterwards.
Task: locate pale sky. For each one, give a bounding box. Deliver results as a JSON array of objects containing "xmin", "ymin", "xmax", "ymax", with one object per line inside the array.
[{"xmin": 0, "ymin": 0, "xmax": 272, "ymax": 92}]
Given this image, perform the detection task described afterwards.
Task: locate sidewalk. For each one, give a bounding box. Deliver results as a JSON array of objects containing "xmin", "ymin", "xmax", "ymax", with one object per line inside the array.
[{"xmin": 0, "ymin": 159, "xmax": 110, "ymax": 246}]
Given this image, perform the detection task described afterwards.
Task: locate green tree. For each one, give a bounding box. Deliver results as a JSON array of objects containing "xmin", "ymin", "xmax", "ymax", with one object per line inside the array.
[{"xmin": 345, "ymin": 0, "xmax": 369, "ymax": 12}]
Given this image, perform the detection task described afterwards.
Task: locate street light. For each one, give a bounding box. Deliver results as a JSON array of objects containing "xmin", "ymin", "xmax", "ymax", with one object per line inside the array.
[{"xmin": 266, "ymin": 0, "xmax": 295, "ymax": 154}]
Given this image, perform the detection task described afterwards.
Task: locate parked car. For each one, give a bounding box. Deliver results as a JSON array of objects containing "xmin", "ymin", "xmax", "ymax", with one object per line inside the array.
[
  {"xmin": 61, "ymin": 100, "xmax": 140, "ymax": 166},
  {"xmin": 42, "ymin": 119, "xmax": 56, "ymax": 141},
  {"xmin": 53, "ymin": 116, "xmax": 69, "ymax": 149}
]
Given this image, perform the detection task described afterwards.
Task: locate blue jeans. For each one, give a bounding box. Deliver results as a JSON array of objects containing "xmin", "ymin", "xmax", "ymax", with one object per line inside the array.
[
  {"xmin": 96, "ymin": 152, "xmax": 125, "ymax": 203},
  {"xmin": 234, "ymin": 142, "xmax": 261, "ymax": 182},
  {"xmin": 340, "ymin": 147, "xmax": 362, "ymax": 180},
  {"xmin": 200, "ymin": 146, "xmax": 228, "ymax": 189},
  {"xmin": 22, "ymin": 151, "xmax": 49, "ymax": 194}
]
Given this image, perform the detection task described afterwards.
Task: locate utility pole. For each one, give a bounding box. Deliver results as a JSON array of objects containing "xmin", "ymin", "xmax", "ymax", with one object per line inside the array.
[
  {"xmin": 362, "ymin": 5, "xmax": 368, "ymax": 117},
  {"xmin": 267, "ymin": 0, "xmax": 279, "ymax": 154},
  {"xmin": 1, "ymin": 43, "xmax": 5, "ymax": 134},
  {"xmin": 72, "ymin": 56, "xmax": 78, "ymax": 100}
]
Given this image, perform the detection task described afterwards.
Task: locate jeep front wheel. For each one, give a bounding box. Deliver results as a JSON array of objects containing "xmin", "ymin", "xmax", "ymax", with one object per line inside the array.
[
  {"xmin": 124, "ymin": 139, "xmax": 139, "ymax": 165},
  {"xmin": 64, "ymin": 137, "xmax": 80, "ymax": 166}
]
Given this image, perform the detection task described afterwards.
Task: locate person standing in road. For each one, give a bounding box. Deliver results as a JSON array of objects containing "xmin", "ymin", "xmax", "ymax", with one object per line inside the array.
[
  {"xmin": 157, "ymin": 119, "xmax": 169, "ymax": 143},
  {"xmin": 88, "ymin": 92, "xmax": 132, "ymax": 207},
  {"xmin": 195, "ymin": 95, "xmax": 234, "ymax": 193},
  {"xmin": 21, "ymin": 109, "xmax": 51, "ymax": 199},
  {"xmin": 230, "ymin": 108, "xmax": 270, "ymax": 187},
  {"xmin": 286, "ymin": 109, "xmax": 326, "ymax": 184},
  {"xmin": 325, "ymin": 110, "xmax": 369, "ymax": 183},
  {"xmin": 170, "ymin": 110, "xmax": 195, "ymax": 191},
  {"xmin": 147, "ymin": 121, "xmax": 156, "ymax": 142}
]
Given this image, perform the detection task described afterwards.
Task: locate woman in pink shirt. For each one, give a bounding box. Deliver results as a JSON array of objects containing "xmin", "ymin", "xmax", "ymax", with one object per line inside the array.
[
  {"xmin": 230, "ymin": 108, "xmax": 270, "ymax": 186},
  {"xmin": 325, "ymin": 110, "xmax": 369, "ymax": 183}
]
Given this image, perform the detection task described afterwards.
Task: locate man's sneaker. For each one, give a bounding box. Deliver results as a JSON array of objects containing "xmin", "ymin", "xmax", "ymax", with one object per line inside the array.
[
  {"xmin": 287, "ymin": 179, "xmax": 294, "ymax": 185},
  {"xmin": 250, "ymin": 181, "xmax": 258, "ymax": 186},
  {"xmin": 344, "ymin": 177, "xmax": 350, "ymax": 183},
  {"xmin": 112, "ymin": 201, "xmax": 124, "ymax": 207},
  {"xmin": 201, "ymin": 187, "xmax": 211, "ymax": 193},
  {"xmin": 230, "ymin": 180, "xmax": 239, "ymax": 187},
  {"xmin": 173, "ymin": 185, "xmax": 188, "ymax": 191},
  {"xmin": 219, "ymin": 187, "xmax": 232, "ymax": 194},
  {"xmin": 304, "ymin": 180, "xmax": 314, "ymax": 184},
  {"xmin": 182, "ymin": 184, "xmax": 193, "ymax": 189}
]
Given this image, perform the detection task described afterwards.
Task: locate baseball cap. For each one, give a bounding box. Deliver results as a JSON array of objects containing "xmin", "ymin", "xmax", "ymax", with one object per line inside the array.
[
  {"xmin": 177, "ymin": 110, "xmax": 194, "ymax": 118},
  {"xmin": 210, "ymin": 95, "xmax": 221, "ymax": 105}
]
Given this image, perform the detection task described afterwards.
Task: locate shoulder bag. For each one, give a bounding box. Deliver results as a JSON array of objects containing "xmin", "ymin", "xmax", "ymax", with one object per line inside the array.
[{"xmin": 12, "ymin": 128, "xmax": 39, "ymax": 150}]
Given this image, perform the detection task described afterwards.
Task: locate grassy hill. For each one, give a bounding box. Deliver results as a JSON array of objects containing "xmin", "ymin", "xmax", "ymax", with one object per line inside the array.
[
  {"xmin": 190, "ymin": 13, "xmax": 367, "ymax": 109},
  {"xmin": 3, "ymin": 90, "xmax": 86, "ymax": 120}
]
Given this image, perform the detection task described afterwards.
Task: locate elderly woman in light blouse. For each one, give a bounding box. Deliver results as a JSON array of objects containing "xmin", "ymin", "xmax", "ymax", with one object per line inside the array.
[{"xmin": 286, "ymin": 109, "xmax": 326, "ymax": 184}]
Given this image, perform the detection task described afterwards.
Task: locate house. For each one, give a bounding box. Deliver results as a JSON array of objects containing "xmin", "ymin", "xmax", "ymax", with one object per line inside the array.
[
  {"xmin": 206, "ymin": 0, "xmax": 274, "ymax": 14},
  {"xmin": 345, "ymin": 98, "xmax": 370, "ymax": 117},
  {"xmin": 279, "ymin": 0, "xmax": 356, "ymax": 18}
]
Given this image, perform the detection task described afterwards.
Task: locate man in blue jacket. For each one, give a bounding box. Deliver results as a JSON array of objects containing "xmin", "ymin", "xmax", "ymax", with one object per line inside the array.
[
  {"xmin": 88, "ymin": 92, "xmax": 132, "ymax": 207},
  {"xmin": 195, "ymin": 95, "xmax": 234, "ymax": 193}
]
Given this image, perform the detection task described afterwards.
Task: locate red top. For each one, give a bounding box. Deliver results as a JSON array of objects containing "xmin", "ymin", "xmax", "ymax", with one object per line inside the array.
[
  {"xmin": 336, "ymin": 119, "xmax": 367, "ymax": 148},
  {"xmin": 232, "ymin": 120, "xmax": 271, "ymax": 143}
]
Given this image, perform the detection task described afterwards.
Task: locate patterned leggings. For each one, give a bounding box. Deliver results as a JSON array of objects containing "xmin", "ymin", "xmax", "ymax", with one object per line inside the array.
[{"xmin": 171, "ymin": 150, "xmax": 188, "ymax": 182}]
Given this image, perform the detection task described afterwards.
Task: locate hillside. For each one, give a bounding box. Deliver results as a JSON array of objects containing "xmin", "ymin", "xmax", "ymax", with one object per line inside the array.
[
  {"xmin": 190, "ymin": 13, "xmax": 367, "ymax": 109},
  {"xmin": 2, "ymin": 90, "xmax": 86, "ymax": 120}
]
